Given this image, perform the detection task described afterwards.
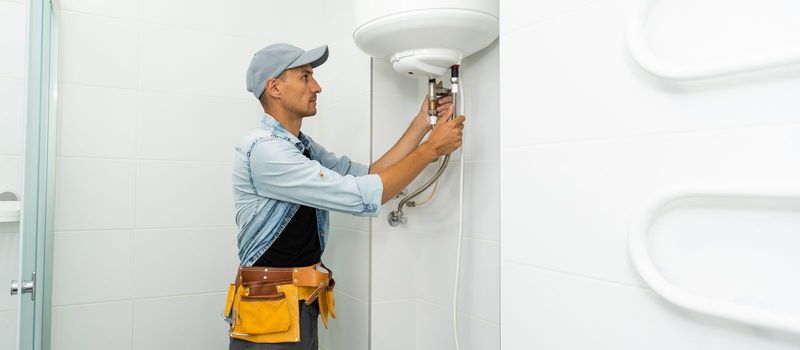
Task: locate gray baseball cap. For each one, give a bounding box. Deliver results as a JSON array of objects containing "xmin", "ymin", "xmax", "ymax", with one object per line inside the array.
[{"xmin": 246, "ymin": 43, "xmax": 329, "ymax": 99}]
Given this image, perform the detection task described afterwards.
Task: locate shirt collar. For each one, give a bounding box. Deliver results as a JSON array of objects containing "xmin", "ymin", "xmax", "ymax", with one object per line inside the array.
[{"xmin": 260, "ymin": 113, "xmax": 310, "ymax": 152}]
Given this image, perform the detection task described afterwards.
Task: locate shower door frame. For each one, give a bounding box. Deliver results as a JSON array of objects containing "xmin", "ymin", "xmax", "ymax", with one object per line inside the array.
[{"xmin": 19, "ymin": 0, "xmax": 59, "ymax": 349}]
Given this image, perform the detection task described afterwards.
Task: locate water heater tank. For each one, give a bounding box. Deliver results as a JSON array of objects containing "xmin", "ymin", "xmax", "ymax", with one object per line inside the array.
[{"xmin": 352, "ymin": 0, "xmax": 499, "ymax": 77}]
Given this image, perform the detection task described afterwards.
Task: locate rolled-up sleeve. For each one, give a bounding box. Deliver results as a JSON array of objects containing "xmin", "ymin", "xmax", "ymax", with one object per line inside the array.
[
  {"xmin": 311, "ymin": 138, "xmax": 370, "ymax": 177},
  {"xmin": 250, "ymin": 138, "xmax": 382, "ymax": 217}
]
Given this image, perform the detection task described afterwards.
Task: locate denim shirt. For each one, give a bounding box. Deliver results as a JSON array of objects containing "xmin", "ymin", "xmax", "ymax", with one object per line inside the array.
[{"xmin": 232, "ymin": 114, "xmax": 383, "ymax": 267}]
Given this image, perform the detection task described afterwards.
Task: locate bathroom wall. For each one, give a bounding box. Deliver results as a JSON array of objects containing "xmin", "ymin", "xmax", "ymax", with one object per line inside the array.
[
  {"xmin": 500, "ymin": 0, "xmax": 800, "ymax": 348},
  {"xmin": 370, "ymin": 41, "xmax": 500, "ymax": 350},
  {"xmin": 0, "ymin": 0, "xmax": 28, "ymax": 348},
  {"xmin": 51, "ymin": 0, "xmax": 370, "ymax": 349}
]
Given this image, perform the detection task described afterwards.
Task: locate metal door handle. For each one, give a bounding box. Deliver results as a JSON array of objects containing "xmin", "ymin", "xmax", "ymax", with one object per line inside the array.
[{"xmin": 10, "ymin": 272, "xmax": 35, "ymax": 300}]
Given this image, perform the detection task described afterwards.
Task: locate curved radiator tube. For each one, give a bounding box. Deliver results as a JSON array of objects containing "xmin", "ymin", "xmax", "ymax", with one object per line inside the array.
[{"xmin": 388, "ymin": 73, "xmax": 458, "ymax": 226}]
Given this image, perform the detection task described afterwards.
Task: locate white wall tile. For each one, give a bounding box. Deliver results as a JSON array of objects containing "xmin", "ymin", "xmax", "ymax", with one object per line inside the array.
[
  {"xmin": 319, "ymin": 292, "xmax": 368, "ymax": 350},
  {"xmin": 500, "ymin": 0, "xmax": 598, "ymax": 35},
  {"xmin": 133, "ymin": 228, "xmax": 238, "ymax": 298},
  {"xmin": 135, "ymin": 161, "xmax": 233, "ymax": 228},
  {"xmin": 133, "ymin": 294, "xmax": 228, "ymax": 350},
  {"xmin": 0, "ymin": 156, "xmax": 23, "ymax": 202},
  {"xmin": 0, "ymin": 78, "xmax": 25, "ymax": 156},
  {"xmin": 141, "ymin": 0, "xmax": 324, "ymax": 44},
  {"xmin": 501, "ymin": 262, "xmax": 800, "ymax": 350},
  {"xmin": 329, "ymin": 211, "xmax": 369, "ymax": 232},
  {"xmin": 415, "ymin": 234, "xmax": 456, "ymax": 307},
  {"xmin": 371, "ymin": 59, "xmax": 419, "ymax": 96},
  {"xmin": 316, "ymin": 40, "xmax": 371, "ymax": 104},
  {"xmin": 503, "ymin": 123, "xmax": 800, "ymax": 286},
  {"xmin": 644, "ymin": 0, "xmax": 800, "ymax": 67},
  {"xmin": 137, "ymin": 91, "xmax": 260, "ymax": 161},
  {"xmin": 371, "ymin": 300, "xmax": 415, "ymax": 350},
  {"xmin": 0, "ymin": 231, "xmax": 19, "ymax": 311},
  {"xmin": 59, "ymin": 12, "xmax": 138, "ymax": 88},
  {"xmin": 416, "ymin": 300, "xmax": 499, "ymax": 350},
  {"xmin": 501, "ymin": 0, "xmax": 800, "ymax": 148},
  {"xmin": 457, "ymin": 239, "xmax": 499, "ymax": 324},
  {"xmin": 57, "ymin": 84, "xmax": 137, "ymax": 158},
  {"xmin": 52, "ymin": 230, "xmax": 133, "ymax": 305},
  {"xmin": 461, "ymin": 41, "xmax": 499, "ymax": 162},
  {"xmin": 54, "ymin": 159, "xmax": 136, "ymax": 231},
  {"xmin": 314, "ymin": 94, "xmax": 371, "ymax": 165},
  {"xmin": 0, "ymin": 2, "xmax": 27, "ymax": 79},
  {"xmin": 373, "ymin": 163, "xmax": 462, "ymax": 234},
  {"xmin": 51, "ymin": 302, "xmax": 133, "ymax": 350},
  {"xmin": 139, "ymin": 23, "xmax": 264, "ymax": 99},
  {"xmin": 320, "ymin": 228, "xmax": 369, "ymax": 301},
  {"xmin": 0, "ymin": 310, "xmax": 15, "ymax": 350},
  {"xmin": 370, "ymin": 92, "xmax": 422, "ymax": 159},
  {"xmin": 371, "ymin": 231, "xmax": 418, "ymax": 301},
  {"xmin": 647, "ymin": 197, "xmax": 800, "ymax": 315},
  {"xmin": 61, "ymin": 0, "xmax": 138, "ymax": 20},
  {"xmin": 463, "ymin": 161, "xmax": 499, "ymax": 241}
]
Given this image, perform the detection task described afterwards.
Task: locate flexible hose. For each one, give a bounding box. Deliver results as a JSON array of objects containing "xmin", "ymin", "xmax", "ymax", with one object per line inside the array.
[{"xmin": 453, "ymin": 72, "xmax": 465, "ymax": 350}]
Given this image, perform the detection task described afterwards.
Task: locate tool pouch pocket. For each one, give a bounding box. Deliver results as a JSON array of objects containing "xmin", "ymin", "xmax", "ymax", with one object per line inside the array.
[
  {"xmin": 232, "ymin": 282, "xmax": 292, "ymax": 335},
  {"xmin": 222, "ymin": 284, "xmax": 236, "ymax": 321}
]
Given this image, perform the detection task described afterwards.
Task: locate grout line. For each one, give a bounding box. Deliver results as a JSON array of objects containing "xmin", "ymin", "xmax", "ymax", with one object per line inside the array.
[
  {"xmin": 329, "ymin": 224, "xmax": 370, "ymax": 234},
  {"xmin": 55, "ymin": 155, "xmax": 232, "ymax": 165},
  {"xmin": 416, "ymin": 298, "xmax": 500, "ymax": 327},
  {"xmin": 0, "ymin": 74, "xmax": 25, "ymax": 81},
  {"xmin": 503, "ymin": 119, "xmax": 800, "ymax": 151},
  {"xmin": 132, "ymin": 2, "xmax": 142, "ymax": 345},
  {"xmin": 500, "ymin": 0, "xmax": 603, "ymax": 38},
  {"xmin": 372, "ymin": 229, "xmax": 499, "ymax": 243},
  {"xmin": 368, "ymin": 56, "xmax": 374, "ymax": 350},
  {"xmin": 57, "ymin": 81, "xmax": 252, "ymax": 102},
  {"xmin": 52, "ymin": 290, "xmax": 228, "ymax": 309},
  {"xmin": 55, "ymin": 226, "xmax": 236, "ymax": 234},
  {"xmin": 60, "ymin": 8, "xmax": 272, "ymax": 42},
  {"xmin": 501, "ymin": 259, "xmax": 650, "ymax": 291},
  {"xmin": 333, "ymin": 289, "xmax": 368, "ymax": 304},
  {"xmin": 371, "ymin": 298, "xmax": 416, "ymax": 305}
]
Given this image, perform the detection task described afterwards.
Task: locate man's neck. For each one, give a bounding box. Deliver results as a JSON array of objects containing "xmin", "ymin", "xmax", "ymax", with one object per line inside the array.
[{"xmin": 265, "ymin": 108, "xmax": 302, "ymax": 138}]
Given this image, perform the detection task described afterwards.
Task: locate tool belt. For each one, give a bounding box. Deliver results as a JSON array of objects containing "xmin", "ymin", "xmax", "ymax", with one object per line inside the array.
[{"xmin": 223, "ymin": 262, "xmax": 336, "ymax": 343}]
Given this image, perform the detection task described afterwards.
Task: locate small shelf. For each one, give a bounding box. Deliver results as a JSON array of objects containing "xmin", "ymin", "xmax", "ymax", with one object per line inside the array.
[{"xmin": 0, "ymin": 200, "xmax": 21, "ymax": 223}]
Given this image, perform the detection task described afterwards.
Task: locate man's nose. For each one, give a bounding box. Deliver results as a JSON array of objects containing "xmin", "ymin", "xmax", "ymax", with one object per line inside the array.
[{"xmin": 311, "ymin": 78, "xmax": 322, "ymax": 93}]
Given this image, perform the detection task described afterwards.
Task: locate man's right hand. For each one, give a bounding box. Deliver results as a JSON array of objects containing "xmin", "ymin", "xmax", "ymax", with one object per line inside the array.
[{"xmin": 423, "ymin": 114, "xmax": 465, "ymax": 157}]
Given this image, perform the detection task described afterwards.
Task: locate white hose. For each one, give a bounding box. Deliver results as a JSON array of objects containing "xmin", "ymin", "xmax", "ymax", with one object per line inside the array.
[{"xmin": 453, "ymin": 75, "xmax": 465, "ymax": 350}]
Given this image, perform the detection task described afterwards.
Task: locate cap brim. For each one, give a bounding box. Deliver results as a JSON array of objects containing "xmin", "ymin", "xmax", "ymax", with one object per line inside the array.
[{"xmin": 287, "ymin": 45, "xmax": 329, "ymax": 70}]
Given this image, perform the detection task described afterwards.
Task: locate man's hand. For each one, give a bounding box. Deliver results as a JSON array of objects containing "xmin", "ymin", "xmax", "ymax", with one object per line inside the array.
[
  {"xmin": 414, "ymin": 86, "xmax": 455, "ymax": 131},
  {"xmin": 422, "ymin": 114, "xmax": 465, "ymax": 157}
]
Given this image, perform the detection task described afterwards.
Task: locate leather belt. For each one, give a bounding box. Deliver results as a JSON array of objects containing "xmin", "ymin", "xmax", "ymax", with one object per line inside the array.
[{"xmin": 236, "ymin": 262, "xmax": 335, "ymax": 306}]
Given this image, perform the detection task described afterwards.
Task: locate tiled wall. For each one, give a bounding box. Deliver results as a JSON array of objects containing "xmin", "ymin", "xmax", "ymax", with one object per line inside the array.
[
  {"xmin": 500, "ymin": 0, "xmax": 800, "ymax": 348},
  {"xmin": 51, "ymin": 0, "xmax": 370, "ymax": 349},
  {"xmin": 0, "ymin": 0, "xmax": 28, "ymax": 349},
  {"xmin": 370, "ymin": 40, "xmax": 500, "ymax": 350}
]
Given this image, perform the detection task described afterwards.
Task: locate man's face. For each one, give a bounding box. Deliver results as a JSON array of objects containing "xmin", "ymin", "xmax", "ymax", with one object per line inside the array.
[{"xmin": 277, "ymin": 64, "xmax": 321, "ymax": 117}]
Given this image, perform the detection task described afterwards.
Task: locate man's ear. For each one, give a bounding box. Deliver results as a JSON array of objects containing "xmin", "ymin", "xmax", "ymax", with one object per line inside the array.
[{"xmin": 265, "ymin": 78, "xmax": 281, "ymax": 99}]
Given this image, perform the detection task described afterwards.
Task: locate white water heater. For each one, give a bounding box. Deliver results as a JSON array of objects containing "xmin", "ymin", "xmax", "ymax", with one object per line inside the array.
[{"xmin": 352, "ymin": 0, "xmax": 499, "ymax": 77}]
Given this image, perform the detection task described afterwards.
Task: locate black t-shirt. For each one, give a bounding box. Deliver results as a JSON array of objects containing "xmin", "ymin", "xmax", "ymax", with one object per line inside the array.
[{"xmin": 253, "ymin": 149, "xmax": 321, "ymax": 267}]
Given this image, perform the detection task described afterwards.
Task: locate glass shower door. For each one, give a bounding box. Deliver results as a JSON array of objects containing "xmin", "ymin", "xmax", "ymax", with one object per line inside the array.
[{"xmin": 2, "ymin": 0, "xmax": 58, "ymax": 349}]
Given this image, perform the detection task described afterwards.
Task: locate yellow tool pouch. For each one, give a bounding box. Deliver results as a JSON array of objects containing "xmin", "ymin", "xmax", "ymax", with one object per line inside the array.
[{"xmin": 223, "ymin": 263, "xmax": 335, "ymax": 344}]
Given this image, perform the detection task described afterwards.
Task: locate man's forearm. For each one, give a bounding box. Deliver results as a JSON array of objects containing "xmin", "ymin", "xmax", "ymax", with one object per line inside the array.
[
  {"xmin": 369, "ymin": 116, "xmax": 429, "ymax": 174},
  {"xmin": 377, "ymin": 143, "xmax": 438, "ymax": 203}
]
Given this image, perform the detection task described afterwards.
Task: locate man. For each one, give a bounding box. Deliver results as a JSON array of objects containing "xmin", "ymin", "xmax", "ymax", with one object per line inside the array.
[{"xmin": 228, "ymin": 43, "xmax": 464, "ymax": 349}]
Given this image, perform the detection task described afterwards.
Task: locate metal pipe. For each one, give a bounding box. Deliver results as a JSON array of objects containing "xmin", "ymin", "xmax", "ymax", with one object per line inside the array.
[{"xmin": 388, "ymin": 65, "xmax": 460, "ymax": 226}]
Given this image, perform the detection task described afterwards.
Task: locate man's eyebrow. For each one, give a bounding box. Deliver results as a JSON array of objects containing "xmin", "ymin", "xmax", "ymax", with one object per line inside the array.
[{"xmin": 302, "ymin": 69, "xmax": 314, "ymax": 75}]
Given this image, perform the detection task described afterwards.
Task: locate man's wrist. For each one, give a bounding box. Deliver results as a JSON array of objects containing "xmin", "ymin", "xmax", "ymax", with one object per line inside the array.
[
  {"xmin": 416, "ymin": 142, "xmax": 439, "ymax": 162},
  {"xmin": 412, "ymin": 112, "xmax": 431, "ymax": 133}
]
